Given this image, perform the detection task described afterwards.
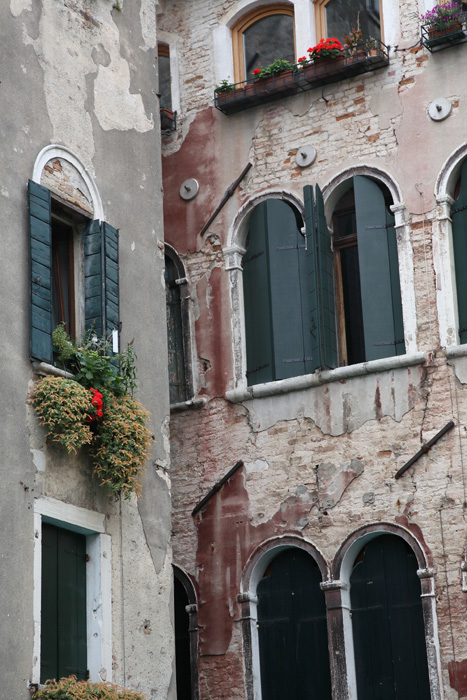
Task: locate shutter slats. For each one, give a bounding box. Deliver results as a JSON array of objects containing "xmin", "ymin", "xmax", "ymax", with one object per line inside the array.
[
  {"xmin": 452, "ymin": 159, "xmax": 467, "ymax": 344},
  {"xmin": 84, "ymin": 220, "xmax": 120, "ymax": 341},
  {"xmin": 29, "ymin": 179, "xmax": 53, "ymax": 363},
  {"xmin": 316, "ymin": 185, "xmax": 338, "ymax": 369}
]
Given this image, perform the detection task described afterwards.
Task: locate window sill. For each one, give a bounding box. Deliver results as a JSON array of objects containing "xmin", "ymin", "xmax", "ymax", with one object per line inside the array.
[
  {"xmin": 214, "ymin": 43, "xmax": 389, "ymax": 115},
  {"xmin": 421, "ymin": 14, "xmax": 467, "ymax": 52},
  {"xmin": 226, "ymin": 352, "xmax": 426, "ymax": 404},
  {"xmin": 32, "ymin": 360, "xmax": 74, "ymax": 380},
  {"xmin": 446, "ymin": 344, "xmax": 467, "ymax": 359},
  {"xmin": 170, "ymin": 397, "xmax": 207, "ymax": 413}
]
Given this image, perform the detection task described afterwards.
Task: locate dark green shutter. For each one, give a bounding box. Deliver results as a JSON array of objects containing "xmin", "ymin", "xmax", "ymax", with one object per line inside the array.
[
  {"xmin": 452, "ymin": 159, "xmax": 467, "ymax": 344},
  {"xmin": 304, "ymin": 185, "xmax": 337, "ymax": 373},
  {"xmin": 243, "ymin": 202, "xmax": 274, "ymax": 385},
  {"xmin": 351, "ymin": 535, "xmax": 430, "ymax": 700},
  {"xmin": 84, "ymin": 221, "xmax": 119, "ymax": 341},
  {"xmin": 29, "ymin": 180, "xmax": 53, "ymax": 363},
  {"xmin": 257, "ymin": 549, "xmax": 332, "ymax": 700},
  {"xmin": 41, "ymin": 524, "xmax": 87, "ymax": 683},
  {"xmin": 267, "ymin": 199, "xmax": 309, "ymax": 380},
  {"xmin": 354, "ymin": 176, "xmax": 405, "ymax": 361},
  {"xmin": 166, "ymin": 257, "xmax": 187, "ymax": 404}
]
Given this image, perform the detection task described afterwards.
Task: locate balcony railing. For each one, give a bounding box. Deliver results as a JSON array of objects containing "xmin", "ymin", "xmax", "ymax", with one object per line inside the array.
[
  {"xmin": 421, "ymin": 12, "xmax": 467, "ymax": 52},
  {"xmin": 214, "ymin": 41, "xmax": 390, "ymax": 115}
]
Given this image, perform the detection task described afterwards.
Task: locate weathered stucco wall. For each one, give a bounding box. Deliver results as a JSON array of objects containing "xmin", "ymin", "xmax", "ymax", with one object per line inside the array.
[
  {"xmin": 159, "ymin": 0, "xmax": 467, "ymax": 698},
  {"xmin": 0, "ymin": 2, "xmax": 173, "ymax": 698}
]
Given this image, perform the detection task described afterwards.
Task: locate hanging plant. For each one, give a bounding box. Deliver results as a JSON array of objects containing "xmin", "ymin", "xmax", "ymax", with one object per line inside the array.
[
  {"xmin": 34, "ymin": 377, "xmax": 95, "ymax": 453},
  {"xmin": 92, "ymin": 391, "xmax": 152, "ymax": 499},
  {"xmin": 33, "ymin": 675, "xmax": 147, "ymax": 700}
]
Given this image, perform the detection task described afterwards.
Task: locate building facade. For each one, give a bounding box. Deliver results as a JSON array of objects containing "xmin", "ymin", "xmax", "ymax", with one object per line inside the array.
[
  {"xmin": 159, "ymin": 1, "xmax": 467, "ymax": 699},
  {"xmin": 0, "ymin": 2, "xmax": 174, "ymax": 698}
]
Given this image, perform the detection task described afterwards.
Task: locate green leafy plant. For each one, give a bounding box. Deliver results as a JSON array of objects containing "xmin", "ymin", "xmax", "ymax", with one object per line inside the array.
[
  {"xmin": 34, "ymin": 377, "xmax": 94, "ymax": 453},
  {"xmin": 52, "ymin": 323, "xmax": 75, "ymax": 365},
  {"xmin": 253, "ymin": 58, "xmax": 294, "ymax": 79},
  {"xmin": 215, "ymin": 78, "xmax": 235, "ymax": 94},
  {"xmin": 92, "ymin": 391, "xmax": 152, "ymax": 499},
  {"xmin": 33, "ymin": 675, "xmax": 147, "ymax": 699}
]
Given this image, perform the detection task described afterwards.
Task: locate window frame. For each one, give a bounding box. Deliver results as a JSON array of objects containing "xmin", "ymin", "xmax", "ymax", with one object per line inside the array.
[
  {"xmin": 231, "ymin": 3, "xmax": 295, "ymax": 83},
  {"xmin": 314, "ymin": 0, "xmax": 385, "ymax": 45},
  {"xmin": 32, "ymin": 497, "xmax": 112, "ymax": 686}
]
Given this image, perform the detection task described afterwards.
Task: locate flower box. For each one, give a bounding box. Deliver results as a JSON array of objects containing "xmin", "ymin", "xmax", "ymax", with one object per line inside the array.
[
  {"xmin": 214, "ymin": 41, "xmax": 390, "ymax": 115},
  {"xmin": 421, "ymin": 10, "xmax": 467, "ymax": 51}
]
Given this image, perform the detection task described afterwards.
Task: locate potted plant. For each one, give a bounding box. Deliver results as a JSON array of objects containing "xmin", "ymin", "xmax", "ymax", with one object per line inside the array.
[
  {"xmin": 344, "ymin": 27, "xmax": 364, "ymax": 57},
  {"xmin": 307, "ymin": 38, "xmax": 345, "ymax": 76},
  {"xmin": 252, "ymin": 58, "xmax": 296, "ymax": 94},
  {"xmin": 364, "ymin": 37, "xmax": 379, "ymax": 60},
  {"xmin": 421, "ymin": 2, "xmax": 464, "ymax": 43}
]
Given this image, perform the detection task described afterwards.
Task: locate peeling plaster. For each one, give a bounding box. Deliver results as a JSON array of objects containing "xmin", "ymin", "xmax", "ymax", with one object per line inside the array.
[
  {"xmin": 369, "ymin": 85, "xmax": 403, "ymax": 130},
  {"xmin": 10, "ymin": 0, "xmax": 31, "ymax": 17},
  {"xmin": 140, "ymin": 0, "xmax": 157, "ymax": 49}
]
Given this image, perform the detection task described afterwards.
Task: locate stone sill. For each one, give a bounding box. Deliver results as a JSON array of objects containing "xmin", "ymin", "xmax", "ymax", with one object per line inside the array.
[
  {"xmin": 170, "ymin": 397, "xmax": 207, "ymax": 413},
  {"xmin": 32, "ymin": 360, "xmax": 74, "ymax": 379},
  {"xmin": 226, "ymin": 352, "xmax": 427, "ymax": 404},
  {"xmin": 446, "ymin": 344, "xmax": 467, "ymax": 359}
]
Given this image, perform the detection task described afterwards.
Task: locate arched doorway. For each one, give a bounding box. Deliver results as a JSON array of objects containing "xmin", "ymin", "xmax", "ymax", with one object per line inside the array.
[
  {"xmin": 173, "ymin": 567, "xmax": 198, "ymax": 700},
  {"xmin": 350, "ymin": 534, "xmax": 430, "ymax": 699}
]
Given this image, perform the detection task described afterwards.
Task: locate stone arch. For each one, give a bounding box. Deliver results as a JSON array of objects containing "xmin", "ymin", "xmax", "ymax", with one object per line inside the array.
[
  {"xmin": 33, "ymin": 144, "xmax": 104, "ymax": 221},
  {"xmin": 173, "ymin": 565, "xmax": 199, "ymax": 700}
]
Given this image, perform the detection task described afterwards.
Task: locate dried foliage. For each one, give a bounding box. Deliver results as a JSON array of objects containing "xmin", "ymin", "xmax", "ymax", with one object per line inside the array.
[
  {"xmin": 92, "ymin": 392, "xmax": 152, "ymax": 499},
  {"xmin": 33, "ymin": 676, "xmax": 147, "ymax": 700},
  {"xmin": 34, "ymin": 377, "xmax": 94, "ymax": 453}
]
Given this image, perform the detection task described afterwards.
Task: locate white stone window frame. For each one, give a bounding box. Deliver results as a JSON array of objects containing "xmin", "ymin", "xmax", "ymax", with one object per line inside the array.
[
  {"xmin": 434, "ymin": 143, "xmax": 467, "ymax": 352},
  {"xmin": 157, "ymin": 32, "xmax": 181, "ymax": 116},
  {"xmin": 212, "ymin": 0, "xmax": 401, "ymax": 87},
  {"xmin": 32, "ymin": 497, "xmax": 112, "ymax": 685},
  {"xmin": 238, "ymin": 535, "xmax": 329, "ymax": 700},
  {"xmin": 225, "ymin": 167, "xmax": 419, "ymax": 400},
  {"xmin": 333, "ymin": 523, "xmax": 443, "ymax": 700}
]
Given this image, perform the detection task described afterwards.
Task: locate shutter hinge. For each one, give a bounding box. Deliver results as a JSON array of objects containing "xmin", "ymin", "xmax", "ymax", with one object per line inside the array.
[
  {"xmin": 364, "ymin": 223, "xmax": 392, "ymax": 230},
  {"xmin": 373, "ymin": 339, "xmax": 404, "ymax": 346},
  {"xmin": 452, "ymin": 204, "xmax": 467, "ymax": 215},
  {"xmin": 243, "ymin": 250, "xmax": 264, "ymax": 264},
  {"xmin": 283, "ymin": 357, "xmax": 313, "ymax": 363},
  {"xmin": 246, "ymin": 363, "xmax": 269, "ymax": 377},
  {"xmin": 275, "ymin": 245, "xmax": 306, "ymax": 250}
]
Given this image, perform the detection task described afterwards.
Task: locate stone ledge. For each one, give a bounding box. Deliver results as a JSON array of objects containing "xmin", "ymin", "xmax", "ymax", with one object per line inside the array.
[{"xmin": 226, "ymin": 352, "xmax": 427, "ymax": 404}]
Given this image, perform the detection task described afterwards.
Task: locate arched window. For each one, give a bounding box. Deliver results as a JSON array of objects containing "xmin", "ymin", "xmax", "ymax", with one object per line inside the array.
[
  {"xmin": 315, "ymin": 0, "xmax": 382, "ymax": 46},
  {"xmin": 232, "ymin": 4, "xmax": 295, "ymax": 82},
  {"xmin": 256, "ymin": 548, "xmax": 332, "ymax": 699},
  {"xmin": 173, "ymin": 566, "xmax": 199, "ymax": 700},
  {"xmin": 242, "ymin": 198, "xmax": 313, "ymax": 385},
  {"xmin": 165, "ymin": 247, "xmax": 192, "ymax": 404},
  {"xmin": 350, "ymin": 534, "xmax": 431, "ymax": 699},
  {"xmin": 331, "ymin": 176, "xmax": 405, "ymax": 365},
  {"xmin": 451, "ymin": 158, "xmax": 467, "ymax": 344}
]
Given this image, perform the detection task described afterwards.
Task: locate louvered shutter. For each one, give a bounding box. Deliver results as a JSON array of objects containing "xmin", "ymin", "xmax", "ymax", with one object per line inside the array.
[
  {"xmin": 84, "ymin": 221, "xmax": 119, "ymax": 342},
  {"xmin": 452, "ymin": 159, "xmax": 467, "ymax": 344},
  {"xmin": 304, "ymin": 185, "xmax": 337, "ymax": 373},
  {"xmin": 29, "ymin": 180, "xmax": 53, "ymax": 363},
  {"xmin": 242, "ymin": 202, "xmax": 274, "ymax": 384},
  {"xmin": 267, "ymin": 199, "xmax": 309, "ymax": 380},
  {"xmin": 355, "ymin": 176, "xmax": 404, "ymax": 361}
]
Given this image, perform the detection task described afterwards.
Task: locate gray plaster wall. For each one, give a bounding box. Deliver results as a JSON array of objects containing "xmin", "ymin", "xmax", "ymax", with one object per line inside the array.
[{"xmin": 0, "ymin": 2, "xmax": 173, "ymax": 698}]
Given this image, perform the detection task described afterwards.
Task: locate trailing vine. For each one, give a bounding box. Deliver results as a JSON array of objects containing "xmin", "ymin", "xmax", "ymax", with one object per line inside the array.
[{"xmin": 33, "ymin": 676, "xmax": 147, "ymax": 699}]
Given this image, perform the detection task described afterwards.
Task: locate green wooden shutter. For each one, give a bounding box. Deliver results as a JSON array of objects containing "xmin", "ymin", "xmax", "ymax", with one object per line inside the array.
[
  {"xmin": 452, "ymin": 159, "xmax": 467, "ymax": 344},
  {"xmin": 84, "ymin": 221, "xmax": 119, "ymax": 341},
  {"xmin": 41, "ymin": 524, "xmax": 87, "ymax": 683},
  {"xmin": 243, "ymin": 202, "xmax": 275, "ymax": 385},
  {"xmin": 354, "ymin": 176, "xmax": 404, "ymax": 361},
  {"xmin": 29, "ymin": 180, "xmax": 53, "ymax": 363},
  {"xmin": 304, "ymin": 185, "xmax": 337, "ymax": 373},
  {"xmin": 267, "ymin": 199, "xmax": 309, "ymax": 380}
]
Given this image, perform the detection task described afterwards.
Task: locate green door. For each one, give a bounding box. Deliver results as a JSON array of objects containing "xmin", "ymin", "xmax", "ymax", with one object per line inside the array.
[
  {"xmin": 257, "ymin": 548, "xmax": 332, "ymax": 700},
  {"xmin": 41, "ymin": 524, "xmax": 87, "ymax": 683},
  {"xmin": 350, "ymin": 535, "xmax": 430, "ymax": 700}
]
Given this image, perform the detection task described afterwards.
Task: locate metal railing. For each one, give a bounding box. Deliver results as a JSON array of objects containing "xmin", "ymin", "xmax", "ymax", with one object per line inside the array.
[{"xmin": 421, "ymin": 12, "xmax": 467, "ymax": 52}]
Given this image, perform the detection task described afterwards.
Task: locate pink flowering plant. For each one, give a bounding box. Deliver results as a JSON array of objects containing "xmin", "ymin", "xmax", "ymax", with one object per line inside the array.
[{"xmin": 420, "ymin": 2, "xmax": 463, "ymax": 29}]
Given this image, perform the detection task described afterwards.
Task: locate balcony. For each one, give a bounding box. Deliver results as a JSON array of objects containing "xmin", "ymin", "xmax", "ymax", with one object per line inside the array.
[
  {"xmin": 214, "ymin": 41, "xmax": 390, "ymax": 115},
  {"xmin": 421, "ymin": 12, "xmax": 467, "ymax": 52}
]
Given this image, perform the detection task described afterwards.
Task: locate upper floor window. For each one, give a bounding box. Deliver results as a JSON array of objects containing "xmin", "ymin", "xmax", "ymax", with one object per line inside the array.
[
  {"xmin": 451, "ymin": 157, "xmax": 467, "ymax": 344},
  {"xmin": 232, "ymin": 4, "xmax": 295, "ymax": 82},
  {"xmin": 165, "ymin": 247, "xmax": 193, "ymax": 404},
  {"xmin": 241, "ymin": 179, "xmax": 405, "ymax": 386},
  {"xmin": 158, "ymin": 43, "xmax": 172, "ymax": 111},
  {"xmin": 315, "ymin": 0, "xmax": 382, "ymax": 45}
]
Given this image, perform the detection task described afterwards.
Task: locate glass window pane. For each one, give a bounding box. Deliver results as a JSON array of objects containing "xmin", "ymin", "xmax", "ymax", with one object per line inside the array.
[
  {"xmin": 325, "ymin": 0, "xmax": 381, "ymax": 45},
  {"xmin": 243, "ymin": 14, "xmax": 294, "ymax": 80},
  {"xmin": 158, "ymin": 53, "xmax": 172, "ymax": 111}
]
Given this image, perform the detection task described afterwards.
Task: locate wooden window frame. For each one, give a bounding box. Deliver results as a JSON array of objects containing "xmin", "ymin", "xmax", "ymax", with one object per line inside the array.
[
  {"xmin": 232, "ymin": 4, "xmax": 295, "ymax": 83},
  {"xmin": 314, "ymin": 0, "xmax": 384, "ymax": 44}
]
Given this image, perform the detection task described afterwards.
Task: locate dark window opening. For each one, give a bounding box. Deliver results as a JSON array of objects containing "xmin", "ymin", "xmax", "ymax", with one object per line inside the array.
[
  {"xmin": 165, "ymin": 252, "xmax": 188, "ymax": 404},
  {"xmin": 243, "ymin": 14, "xmax": 295, "ymax": 80},
  {"xmin": 174, "ymin": 576, "xmax": 192, "ymax": 700},
  {"xmin": 40, "ymin": 523, "xmax": 87, "ymax": 683},
  {"xmin": 452, "ymin": 158, "xmax": 467, "ymax": 343},
  {"xmin": 325, "ymin": 0, "xmax": 381, "ymax": 45},
  {"xmin": 52, "ymin": 219, "xmax": 75, "ymax": 339},
  {"xmin": 158, "ymin": 44, "xmax": 172, "ymax": 111}
]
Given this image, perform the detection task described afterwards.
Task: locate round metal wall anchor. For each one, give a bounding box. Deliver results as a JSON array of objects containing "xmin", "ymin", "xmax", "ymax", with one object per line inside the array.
[
  {"xmin": 295, "ymin": 145, "xmax": 317, "ymax": 168},
  {"xmin": 428, "ymin": 98, "xmax": 452, "ymax": 122},
  {"xmin": 180, "ymin": 178, "xmax": 199, "ymax": 200}
]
